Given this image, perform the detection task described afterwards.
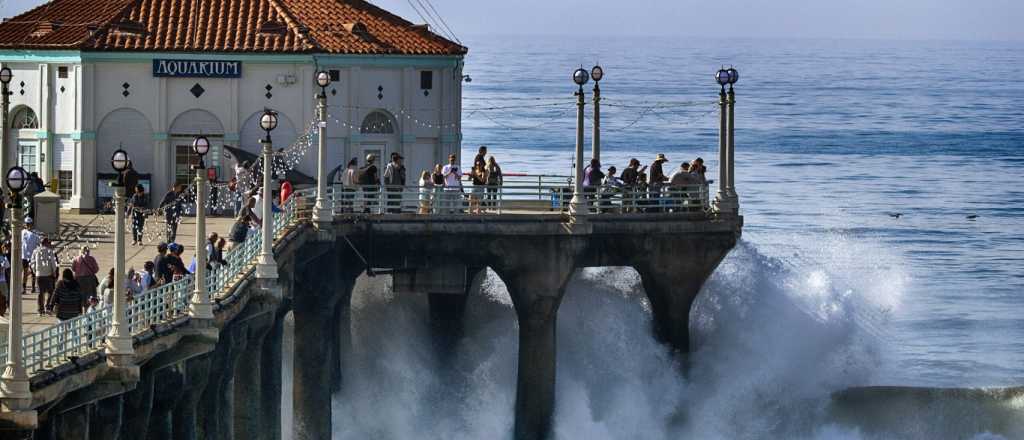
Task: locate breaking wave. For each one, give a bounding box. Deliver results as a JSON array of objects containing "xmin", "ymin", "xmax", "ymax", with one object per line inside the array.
[{"xmin": 280, "ymin": 235, "xmax": 1022, "ymax": 439}]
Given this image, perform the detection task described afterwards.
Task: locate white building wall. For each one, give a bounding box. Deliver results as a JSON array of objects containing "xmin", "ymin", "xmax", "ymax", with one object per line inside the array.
[{"xmin": 0, "ymin": 55, "xmax": 462, "ymax": 211}]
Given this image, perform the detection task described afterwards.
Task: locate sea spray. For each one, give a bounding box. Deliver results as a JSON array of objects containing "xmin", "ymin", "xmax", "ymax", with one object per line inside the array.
[{"xmin": 280, "ymin": 235, "xmax": 1019, "ymax": 439}]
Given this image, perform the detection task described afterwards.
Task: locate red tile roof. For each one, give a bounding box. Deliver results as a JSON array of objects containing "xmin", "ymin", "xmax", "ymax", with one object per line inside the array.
[{"xmin": 0, "ymin": 0, "xmax": 467, "ymax": 55}]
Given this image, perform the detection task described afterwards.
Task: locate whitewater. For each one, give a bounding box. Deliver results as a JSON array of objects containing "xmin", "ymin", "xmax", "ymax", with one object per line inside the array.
[{"xmin": 282, "ymin": 36, "xmax": 1023, "ymax": 439}]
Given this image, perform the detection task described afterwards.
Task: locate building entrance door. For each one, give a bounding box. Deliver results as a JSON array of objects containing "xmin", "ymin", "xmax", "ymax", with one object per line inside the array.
[{"xmin": 174, "ymin": 144, "xmax": 199, "ymax": 187}]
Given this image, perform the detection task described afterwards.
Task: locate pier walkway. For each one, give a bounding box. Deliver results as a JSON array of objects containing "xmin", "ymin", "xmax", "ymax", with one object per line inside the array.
[{"xmin": 0, "ymin": 178, "xmax": 740, "ymax": 439}]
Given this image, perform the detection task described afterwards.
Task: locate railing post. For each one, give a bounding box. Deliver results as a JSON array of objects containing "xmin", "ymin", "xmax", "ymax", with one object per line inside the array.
[
  {"xmin": 715, "ymin": 87, "xmax": 729, "ymax": 208},
  {"xmin": 105, "ymin": 183, "xmax": 134, "ymax": 366},
  {"xmin": 726, "ymin": 85, "xmax": 739, "ymax": 207},
  {"xmin": 190, "ymin": 164, "xmax": 213, "ymax": 320},
  {"xmin": 312, "ymin": 89, "xmax": 332, "ymax": 227},
  {"xmin": 569, "ymin": 86, "xmax": 587, "ymax": 216},
  {"xmin": 1, "ymin": 202, "xmax": 33, "ymax": 412},
  {"xmin": 256, "ymin": 136, "xmax": 278, "ymax": 280}
]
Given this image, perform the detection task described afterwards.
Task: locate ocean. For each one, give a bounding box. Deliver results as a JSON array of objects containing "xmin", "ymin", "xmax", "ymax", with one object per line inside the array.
[{"xmin": 294, "ymin": 36, "xmax": 1024, "ymax": 439}]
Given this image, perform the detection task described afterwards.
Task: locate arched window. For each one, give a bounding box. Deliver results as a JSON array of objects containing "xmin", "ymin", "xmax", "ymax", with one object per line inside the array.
[
  {"xmin": 360, "ymin": 111, "xmax": 395, "ymax": 134},
  {"xmin": 11, "ymin": 107, "xmax": 38, "ymax": 129}
]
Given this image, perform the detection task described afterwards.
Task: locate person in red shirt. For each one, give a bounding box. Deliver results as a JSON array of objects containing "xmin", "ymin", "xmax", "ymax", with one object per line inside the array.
[{"xmin": 279, "ymin": 180, "xmax": 293, "ymax": 206}]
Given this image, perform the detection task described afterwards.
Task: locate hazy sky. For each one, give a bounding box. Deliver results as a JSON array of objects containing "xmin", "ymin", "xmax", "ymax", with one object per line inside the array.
[{"xmin": 2, "ymin": 0, "xmax": 1021, "ymax": 41}]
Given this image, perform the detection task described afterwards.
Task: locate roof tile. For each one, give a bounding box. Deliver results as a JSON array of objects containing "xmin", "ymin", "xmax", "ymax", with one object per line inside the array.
[{"xmin": 0, "ymin": 0, "xmax": 466, "ymax": 55}]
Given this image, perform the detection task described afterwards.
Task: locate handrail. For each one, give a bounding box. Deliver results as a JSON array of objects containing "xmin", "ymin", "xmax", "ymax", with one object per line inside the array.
[
  {"xmin": 326, "ymin": 182, "xmax": 710, "ymax": 215},
  {"xmin": 0, "ymin": 192, "xmax": 303, "ymax": 376}
]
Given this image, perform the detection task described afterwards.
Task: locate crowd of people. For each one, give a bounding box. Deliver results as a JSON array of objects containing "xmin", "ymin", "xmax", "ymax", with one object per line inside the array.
[
  {"xmin": 0, "ymin": 217, "xmax": 232, "ymax": 325},
  {"xmin": 307, "ymin": 145, "xmax": 707, "ymax": 214}
]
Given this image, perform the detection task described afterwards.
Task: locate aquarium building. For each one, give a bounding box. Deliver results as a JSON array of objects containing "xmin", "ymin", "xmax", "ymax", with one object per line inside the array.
[{"xmin": 0, "ymin": 0, "xmax": 467, "ymax": 210}]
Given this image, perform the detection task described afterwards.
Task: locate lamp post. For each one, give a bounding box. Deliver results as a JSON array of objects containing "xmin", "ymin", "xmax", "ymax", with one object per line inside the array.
[
  {"xmin": 256, "ymin": 109, "xmax": 278, "ymax": 279},
  {"xmin": 190, "ymin": 136, "xmax": 213, "ymax": 320},
  {"xmin": 725, "ymin": 67, "xmax": 739, "ymax": 207},
  {"xmin": 312, "ymin": 70, "xmax": 331, "ymax": 226},
  {"xmin": 105, "ymin": 149, "xmax": 134, "ymax": 365},
  {"xmin": 0, "ymin": 166, "xmax": 31, "ymax": 408},
  {"xmin": 591, "ymin": 65, "xmax": 603, "ymax": 163},
  {"xmin": 0, "ymin": 67, "xmax": 12, "ymax": 189},
  {"xmin": 715, "ymin": 68, "xmax": 729, "ymax": 209},
  {"xmin": 569, "ymin": 67, "xmax": 589, "ymax": 216}
]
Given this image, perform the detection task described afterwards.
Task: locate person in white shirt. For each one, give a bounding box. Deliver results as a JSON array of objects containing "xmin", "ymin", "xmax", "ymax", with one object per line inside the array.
[
  {"xmin": 441, "ymin": 154, "xmax": 463, "ymax": 213},
  {"xmin": 21, "ymin": 217, "xmax": 41, "ymax": 293},
  {"xmin": 30, "ymin": 238, "xmax": 60, "ymax": 315}
]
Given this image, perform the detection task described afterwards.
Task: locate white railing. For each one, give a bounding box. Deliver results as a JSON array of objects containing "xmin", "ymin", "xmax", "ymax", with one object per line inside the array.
[
  {"xmin": 327, "ymin": 180, "xmax": 711, "ymax": 215},
  {"xmin": 0, "ymin": 193, "xmax": 304, "ymax": 376}
]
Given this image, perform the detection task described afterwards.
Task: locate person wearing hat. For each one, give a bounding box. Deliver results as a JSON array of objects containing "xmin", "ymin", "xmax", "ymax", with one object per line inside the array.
[
  {"xmin": 358, "ymin": 154, "xmax": 380, "ymax": 213},
  {"xmin": 159, "ymin": 184, "xmax": 186, "ymax": 243},
  {"xmin": 383, "ymin": 152, "xmax": 406, "ymax": 213},
  {"xmin": 71, "ymin": 245, "xmax": 100, "ymax": 304},
  {"xmin": 649, "ymin": 153, "xmax": 670, "ymax": 212},
  {"xmin": 21, "ymin": 216, "xmax": 41, "ymax": 293}
]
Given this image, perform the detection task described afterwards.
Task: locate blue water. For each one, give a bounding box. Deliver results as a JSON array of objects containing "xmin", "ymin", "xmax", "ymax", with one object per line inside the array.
[
  {"xmin": 458, "ymin": 36, "xmax": 1024, "ymax": 389},
  {"xmin": 303, "ymin": 37, "xmax": 1024, "ymax": 440}
]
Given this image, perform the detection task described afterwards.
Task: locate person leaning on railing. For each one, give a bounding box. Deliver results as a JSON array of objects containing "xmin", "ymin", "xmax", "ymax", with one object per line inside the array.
[
  {"xmin": 441, "ymin": 154, "xmax": 463, "ymax": 214},
  {"xmin": 431, "ymin": 164, "xmax": 445, "ymax": 214},
  {"xmin": 485, "ymin": 156, "xmax": 504, "ymax": 211},
  {"xmin": 418, "ymin": 170, "xmax": 434, "ymax": 215},
  {"xmin": 357, "ymin": 154, "xmax": 380, "ymax": 213}
]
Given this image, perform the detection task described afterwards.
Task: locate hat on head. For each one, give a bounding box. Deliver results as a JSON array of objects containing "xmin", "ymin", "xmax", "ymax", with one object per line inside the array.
[
  {"xmin": 24, "ymin": 216, "xmax": 33, "ymax": 224},
  {"xmin": 655, "ymin": 154, "xmax": 668, "ymax": 162},
  {"xmin": 366, "ymin": 153, "xmax": 376, "ymax": 162}
]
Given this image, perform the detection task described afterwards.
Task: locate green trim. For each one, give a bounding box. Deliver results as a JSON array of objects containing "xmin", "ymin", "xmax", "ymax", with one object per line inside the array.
[
  {"xmin": 0, "ymin": 50, "xmax": 82, "ymax": 63},
  {"xmin": 1, "ymin": 50, "xmax": 462, "ymax": 68},
  {"xmin": 349, "ymin": 134, "xmax": 364, "ymax": 142},
  {"xmin": 440, "ymin": 133, "xmax": 459, "ymax": 143},
  {"xmin": 153, "ymin": 132, "xmax": 169, "ymax": 141},
  {"xmin": 34, "ymin": 130, "xmax": 49, "ymax": 139},
  {"xmin": 223, "ymin": 132, "xmax": 240, "ymax": 142},
  {"xmin": 315, "ymin": 54, "xmax": 461, "ymax": 68},
  {"xmin": 56, "ymin": 131, "xmax": 95, "ymax": 140},
  {"xmin": 401, "ymin": 134, "xmax": 417, "ymax": 143}
]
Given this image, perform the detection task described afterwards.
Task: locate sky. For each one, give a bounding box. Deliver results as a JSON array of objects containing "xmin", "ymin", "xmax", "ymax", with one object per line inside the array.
[{"xmin": 2, "ymin": 0, "xmax": 1022, "ymax": 42}]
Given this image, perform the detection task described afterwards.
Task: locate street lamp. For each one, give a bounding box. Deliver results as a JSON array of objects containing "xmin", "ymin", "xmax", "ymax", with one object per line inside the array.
[
  {"xmin": 189, "ymin": 136, "xmax": 213, "ymax": 320},
  {"xmin": 1, "ymin": 67, "xmax": 14, "ymax": 192},
  {"xmin": 590, "ymin": 65, "xmax": 603, "ymax": 163},
  {"xmin": 313, "ymin": 71, "xmax": 332, "ymax": 226},
  {"xmin": 569, "ymin": 67, "xmax": 589, "ymax": 216},
  {"xmin": 256, "ymin": 109, "xmax": 278, "ymax": 279},
  {"xmin": 715, "ymin": 68, "xmax": 730, "ymax": 208},
  {"xmin": 1, "ymin": 166, "xmax": 31, "ymax": 408},
  {"xmin": 106, "ymin": 149, "xmax": 134, "ymax": 366},
  {"xmin": 725, "ymin": 67, "xmax": 738, "ymax": 205}
]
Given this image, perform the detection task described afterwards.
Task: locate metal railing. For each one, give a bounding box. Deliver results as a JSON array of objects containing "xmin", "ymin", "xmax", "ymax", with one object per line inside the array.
[
  {"xmin": 326, "ymin": 179, "xmax": 711, "ymax": 215},
  {"xmin": 0, "ymin": 193, "xmax": 303, "ymax": 376}
]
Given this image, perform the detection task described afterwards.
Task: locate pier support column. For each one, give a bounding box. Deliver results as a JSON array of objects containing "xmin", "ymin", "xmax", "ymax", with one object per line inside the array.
[
  {"xmin": 260, "ymin": 313, "xmax": 286, "ymax": 440},
  {"xmin": 55, "ymin": 405, "xmax": 90, "ymax": 440},
  {"xmin": 149, "ymin": 365, "xmax": 185, "ymax": 440},
  {"xmin": 198, "ymin": 321, "xmax": 243, "ymax": 440},
  {"xmin": 428, "ymin": 292, "xmax": 468, "ymax": 354},
  {"xmin": 292, "ymin": 251, "xmax": 358, "ymax": 440},
  {"xmin": 119, "ymin": 368, "xmax": 155, "ymax": 440},
  {"xmin": 638, "ymin": 267, "xmax": 704, "ymax": 353},
  {"xmin": 494, "ymin": 245, "xmax": 577, "ymax": 440},
  {"xmin": 89, "ymin": 396, "xmax": 123, "ymax": 440},
  {"xmin": 172, "ymin": 355, "xmax": 212, "ymax": 440},
  {"xmin": 234, "ymin": 320, "xmax": 271, "ymax": 440}
]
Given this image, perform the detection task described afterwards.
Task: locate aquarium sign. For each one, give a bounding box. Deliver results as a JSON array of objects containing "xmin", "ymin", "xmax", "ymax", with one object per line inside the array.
[{"xmin": 153, "ymin": 59, "xmax": 242, "ymax": 78}]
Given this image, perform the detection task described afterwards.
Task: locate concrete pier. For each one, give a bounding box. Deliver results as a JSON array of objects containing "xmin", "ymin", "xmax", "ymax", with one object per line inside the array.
[
  {"xmin": 172, "ymin": 356, "xmax": 211, "ymax": 440},
  {"xmin": 3, "ymin": 204, "xmax": 740, "ymax": 440}
]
